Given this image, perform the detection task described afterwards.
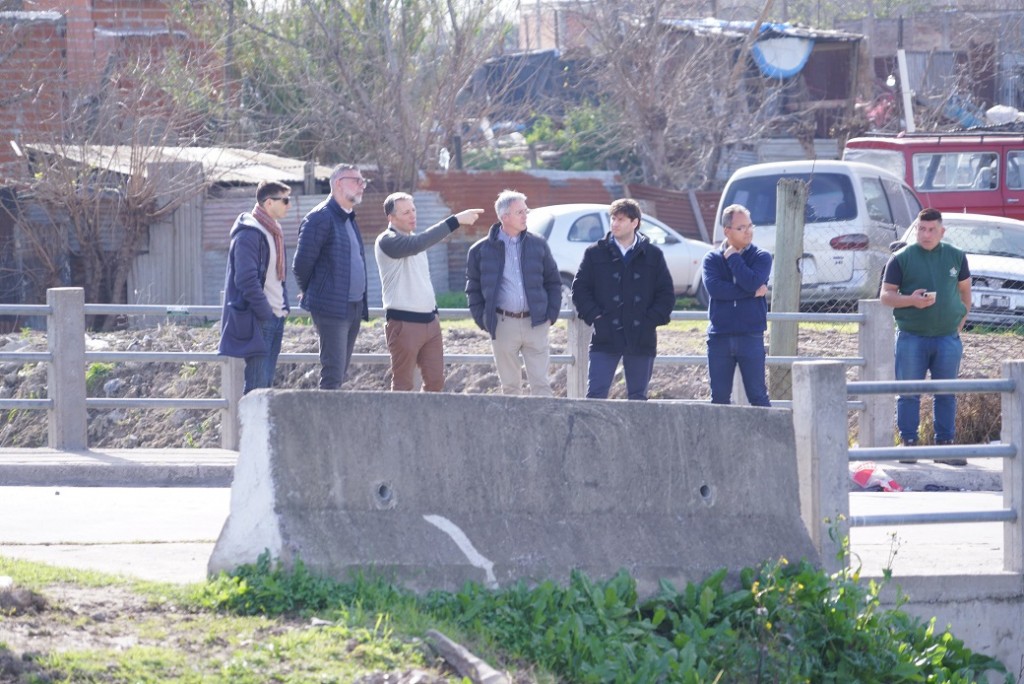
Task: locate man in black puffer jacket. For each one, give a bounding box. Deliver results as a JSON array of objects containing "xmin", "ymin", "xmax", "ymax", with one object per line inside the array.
[
  {"xmin": 571, "ymin": 199, "xmax": 675, "ymax": 400},
  {"xmin": 466, "ymin": 190, "xmax": 561, "ymax": 396}
]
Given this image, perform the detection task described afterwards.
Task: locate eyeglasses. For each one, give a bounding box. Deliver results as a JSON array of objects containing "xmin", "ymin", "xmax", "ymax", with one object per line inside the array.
[
  {"xmin": 338, "ymin": 177, "xmax": 368, "ymax": 187},
  {"xmin": 268, "ymin": 196, "xmax": 292, "ymax": 205},
  {"xmin": 728, "ymin": 223, "xmax": 755, "ymax": 232}
]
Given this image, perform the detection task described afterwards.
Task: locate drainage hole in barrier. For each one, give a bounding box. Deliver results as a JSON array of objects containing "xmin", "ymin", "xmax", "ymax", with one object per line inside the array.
[
  {"xmin": 374, "ymin": 482, "xmax": 395, "ymax": 508},
  {"xmin": 699, "ymin": 484, "xmax": 714, "ymax": 505}
]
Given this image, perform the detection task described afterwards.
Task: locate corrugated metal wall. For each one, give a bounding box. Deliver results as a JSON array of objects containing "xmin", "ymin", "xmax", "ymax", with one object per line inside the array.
[{"xmin": 197, "ymin": 190, "xmax": 455, "ymax": 308}]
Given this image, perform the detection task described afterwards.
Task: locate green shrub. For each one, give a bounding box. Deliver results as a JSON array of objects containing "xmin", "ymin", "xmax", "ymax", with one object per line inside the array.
[{"xmin": 196, "ymin": 551, "xmax": 1011, "ymax": 683}]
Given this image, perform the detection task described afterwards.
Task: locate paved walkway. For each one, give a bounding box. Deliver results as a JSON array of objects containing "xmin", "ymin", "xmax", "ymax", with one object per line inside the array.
[
  {"xmin": 0, "ymin": 448, "xmax": 237, "ymax": 487},
  {"xmin": 0, "ymin": 449, "xmax": 1012, "ymax": 584}
]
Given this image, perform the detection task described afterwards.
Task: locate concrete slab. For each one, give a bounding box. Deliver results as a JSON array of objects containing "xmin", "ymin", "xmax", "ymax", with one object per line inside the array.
[
  {"xmin": 0, "ymin": 448, "xmax": 237, "ymax": 487},
  {"xmin": 850, "ymin": 457, "xmax": 1003, "ymax": 493}
]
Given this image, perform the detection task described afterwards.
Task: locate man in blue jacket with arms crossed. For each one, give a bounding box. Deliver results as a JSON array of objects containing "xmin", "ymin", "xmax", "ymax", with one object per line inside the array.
[{"xmin": 702, "ymin": 204, "xmax": 772, "ymax": 406}]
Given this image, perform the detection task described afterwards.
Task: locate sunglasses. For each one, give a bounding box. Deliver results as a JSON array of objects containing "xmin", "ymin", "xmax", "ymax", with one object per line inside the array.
[{"xmin": 268, "ymin": 196, "xmax": 292, "ymax": 205}]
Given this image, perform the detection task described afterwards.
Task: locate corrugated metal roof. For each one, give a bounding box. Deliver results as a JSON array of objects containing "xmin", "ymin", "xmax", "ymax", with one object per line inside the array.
[
  {"xmin": 24, "ymin": 144, "xmax": 336, "ymax": 185},
  {"xmin": 664, "ymin": 18, "xmax": 862, "ymax": 42},
  {"xmin": 0, "ymin": 11, "xmax": 63, "ymax": 23}
]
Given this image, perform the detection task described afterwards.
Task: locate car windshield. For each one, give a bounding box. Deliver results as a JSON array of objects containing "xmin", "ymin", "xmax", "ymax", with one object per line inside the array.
[
  {"xmin": 912, "ymin": 221, "xmax": 1024, "ymax": 258},
  {"xmin": 909, "ymin": 222, "xmax": 1024, "ymax": 259},
  {"xmin": 723, "ymin": 173, "xmax": 857, "ymax": 225}
]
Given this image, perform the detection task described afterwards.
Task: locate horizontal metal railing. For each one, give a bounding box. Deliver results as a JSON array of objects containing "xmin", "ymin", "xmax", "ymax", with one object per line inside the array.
[
  {"xmin": 847, "ymin": 377, "xmax": 1019, "ymax": 529},
  {"xmin": 0, "ymin": 302, "xmax": 871, "ymax": 413}
]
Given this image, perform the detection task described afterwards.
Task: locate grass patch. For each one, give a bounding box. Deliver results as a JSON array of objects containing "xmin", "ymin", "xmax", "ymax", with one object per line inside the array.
[{"xmin": 435, "ymin": 291, "xmax": 468, "ymax": 308}]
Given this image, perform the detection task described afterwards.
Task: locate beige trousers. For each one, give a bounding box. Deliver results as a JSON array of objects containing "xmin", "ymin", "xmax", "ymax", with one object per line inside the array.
[{"xmin": 491, "ymin": 316, "xmax": 552, "ymax": 396}]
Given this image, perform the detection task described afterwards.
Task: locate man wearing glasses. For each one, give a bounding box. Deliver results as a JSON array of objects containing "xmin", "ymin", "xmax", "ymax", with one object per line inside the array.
[
  {"xmin": 293, "ymin": 163, "xmax": 370, "ymax": 389},
  {"xmin": 218, "ymin": 180, "xmax": 292, "ymax": 393},
  {"xmin": 701, "ymin": 204, "xmax": 772, "ymax": 406}
]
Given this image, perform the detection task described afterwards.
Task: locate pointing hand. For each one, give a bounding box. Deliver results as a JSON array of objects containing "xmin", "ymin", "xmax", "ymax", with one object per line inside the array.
[{"xmin": 456, "ymin": 209, "xmax": 485, "ymax": 226}]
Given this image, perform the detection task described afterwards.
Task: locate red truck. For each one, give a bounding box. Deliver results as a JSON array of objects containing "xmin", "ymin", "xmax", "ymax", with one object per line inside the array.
[{"xmin": 843, "ymin": 133, "xmax": 1024, "ymax": 220}]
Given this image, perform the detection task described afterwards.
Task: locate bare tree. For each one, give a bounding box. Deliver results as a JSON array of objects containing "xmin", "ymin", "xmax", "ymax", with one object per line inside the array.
[
  {"xmin": 187, "ymin": 0, "xmax": 516, "ymax": 189},
  {"xmin": 6, "ymin": 40, "xmax": 239, "ymax": 313},
  {"xmin": 569, "ymin": 0, "xmax": 823, "ymax": 188}
]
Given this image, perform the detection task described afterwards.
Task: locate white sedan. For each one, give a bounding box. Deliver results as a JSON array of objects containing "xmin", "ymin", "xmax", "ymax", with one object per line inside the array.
[
  {"xmin": 526, "ymin": 203, "xmax": 713, "ymax": 307},
  {"xmin": 899, "ymin": 213, "xmax": 1024, "ymax": 326}
]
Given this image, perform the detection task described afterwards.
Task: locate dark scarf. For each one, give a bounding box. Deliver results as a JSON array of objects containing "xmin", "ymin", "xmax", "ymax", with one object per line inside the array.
[{"xmin": 252, "ymin": 203, "xmax": 286, "ymax": 282}]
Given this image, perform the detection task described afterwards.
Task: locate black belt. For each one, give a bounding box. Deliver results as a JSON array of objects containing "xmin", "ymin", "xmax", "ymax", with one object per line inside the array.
[{"xmin": 495, "ymin": 308, "xmax": 529, "ymax": 319}]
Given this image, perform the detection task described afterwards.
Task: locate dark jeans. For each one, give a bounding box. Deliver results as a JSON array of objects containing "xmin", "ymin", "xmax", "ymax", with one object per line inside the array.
[
  {"xmin": 243, "ymin": 315, "xmax": 286, "ymax": 394},
  {"xmin": 895, "ymin": 330, "xmax": 962, "ymax": 443},
  {"xmin": 707, "ymin": 333, "xmax": 770, "ymax": 406},
  {"xmin": 587, "ymin": 351, "xmax": 656, "ymax": 401},
  {"xmin": 312, "ymin": 302, "xmax": 363, "ymax": 389}
]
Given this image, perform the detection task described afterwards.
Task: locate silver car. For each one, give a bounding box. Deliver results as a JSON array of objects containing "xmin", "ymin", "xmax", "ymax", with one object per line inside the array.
[
  {"xmin": 899, "ymin": 212, "xmax": 1024, "ymax": 326},
  {"xmin": 526, "ymin": 203, "xmax": 713, "ymax": 307}
]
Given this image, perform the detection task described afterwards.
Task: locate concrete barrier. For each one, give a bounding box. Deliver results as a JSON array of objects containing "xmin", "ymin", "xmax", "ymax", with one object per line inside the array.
[
  {"xmin": 209, "ymin": 391, "xmax": 818, "ymax": 593},
  {"xmin": 880, "ymin": 575, "xmax": 1024, "ymax": 681}
]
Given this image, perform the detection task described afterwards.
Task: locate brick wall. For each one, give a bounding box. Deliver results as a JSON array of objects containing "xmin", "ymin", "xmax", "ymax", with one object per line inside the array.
[
  {"xmin": 1, "ymin": 1, "xmax": 189, "ymax": 181},
  {"xmin": 0, "ymin": 13, "xmax": 67, "ymax": 179}
]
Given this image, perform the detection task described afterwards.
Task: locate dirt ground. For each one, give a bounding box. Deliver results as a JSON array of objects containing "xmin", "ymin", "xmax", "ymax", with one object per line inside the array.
[{"xmin": 0, "ymin": 318, "xmax": 1020, "ymax": 449}]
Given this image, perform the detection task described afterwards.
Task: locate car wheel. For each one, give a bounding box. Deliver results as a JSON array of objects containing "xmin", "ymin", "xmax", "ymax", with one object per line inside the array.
[
  {"xmin": 695, "ymin": 280, "xmax": 709, "ymax": 309},
  {"xmin": 560, "ymin": 274, "xmax": 574, "ymax": 312}
]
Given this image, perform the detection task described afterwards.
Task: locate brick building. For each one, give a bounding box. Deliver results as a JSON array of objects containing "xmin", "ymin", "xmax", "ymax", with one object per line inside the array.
[{"xmin": 0, "ymin": 0, "xmax": 187, "ymax": 181}]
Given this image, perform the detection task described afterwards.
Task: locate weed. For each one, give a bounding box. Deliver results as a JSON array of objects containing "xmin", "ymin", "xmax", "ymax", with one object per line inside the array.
[
  {"xmin": 914, "ymin": 393, "xmax": 1002, "ymax": 444},
  {"xmin": 85, "ymin": 362, "xmax": 115, "ymax": 394},
  {"xmin": 197, "ymin": 551, "xmax": 1012, "ymax": 684}
]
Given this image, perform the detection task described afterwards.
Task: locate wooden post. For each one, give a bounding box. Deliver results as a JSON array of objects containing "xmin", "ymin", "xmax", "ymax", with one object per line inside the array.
[
  {"xmin": 304, "ymin": 161, "xmax": 316, "ymax": 195},
  {"xmin": 47, "ymin": 288, "xmax": 88, "ymax": 450},
  {"xmin": 1002, "ymin": 361, "xmax": 1024, "ymax": 573},
  {"xmin": 768, "ymin": 179, "xmax": 807, "ymax": 400}
]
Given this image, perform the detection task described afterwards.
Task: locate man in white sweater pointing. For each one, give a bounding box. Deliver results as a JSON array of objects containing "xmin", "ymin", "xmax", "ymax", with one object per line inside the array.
[{"xmin": 375, "ymin": 193, "xmax": 483, "ymax": 391}]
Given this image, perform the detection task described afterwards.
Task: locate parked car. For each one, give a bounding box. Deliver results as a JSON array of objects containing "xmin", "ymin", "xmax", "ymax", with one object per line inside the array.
[
  {"xmin": 898, "ymin": 212, "xmax": 1024, "ymax": 327},
  {"xmin": 526, "ymin": 203, "xmax": 713, "ymax": 307},
  {"xmin": 716, "ymin": 160, "xmax": 922, "ymax": 304}
]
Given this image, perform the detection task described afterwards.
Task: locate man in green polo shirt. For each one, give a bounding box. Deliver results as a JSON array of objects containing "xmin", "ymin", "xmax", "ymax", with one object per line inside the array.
[{"xmin": 880, "ymin": 208, "xmax": 972, "ymax": 465}]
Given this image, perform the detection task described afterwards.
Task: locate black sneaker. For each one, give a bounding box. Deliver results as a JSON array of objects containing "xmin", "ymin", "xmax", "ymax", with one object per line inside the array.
[
  {"xmin": 898, "ymin": 440, "xmax": 918, "ymax": 464},
  {"xmin": 934, "ymin": 439, "xmax": 967, "ymax": 466}
]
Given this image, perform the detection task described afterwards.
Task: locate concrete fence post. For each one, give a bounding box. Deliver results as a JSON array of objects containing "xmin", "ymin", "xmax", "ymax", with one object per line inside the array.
[
  {"xmin": 857, "ymin": 299, "xmax": 895, "ymax": 447},
  {"xmin": 47, "ymin": 287, "xmax": 87, "ymax": 450},
  {"xmin": 791, "ymin": 360, "xmax": 850, "ymax": 573},
  {"xmin": 1002, "ymin": 360, "xmax": 1024, "ymax": 573},
  {"xmin": 221, "ymin": 358, "xmax": 244, "ymax": 450},
  {"xmin": 565, "ymin": 314, "xmax": 589, "ymax": 399}
]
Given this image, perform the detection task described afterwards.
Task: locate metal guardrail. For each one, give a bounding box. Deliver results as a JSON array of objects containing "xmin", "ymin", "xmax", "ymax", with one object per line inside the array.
[
  {"xmin": 847, "ymin": 377, "xmax": 1019, "ymax": 529},
  {"xmin": 0, "ymin": 301, "xmax": 874, "ymax": 410}
]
